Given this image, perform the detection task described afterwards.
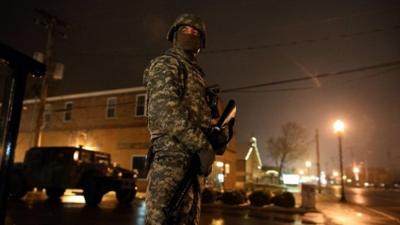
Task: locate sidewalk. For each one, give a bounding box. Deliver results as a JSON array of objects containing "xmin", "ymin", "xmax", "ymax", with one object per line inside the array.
[
  {"xmin": 141, "ymin": 191, "xmax": 328, "ymax": 224},
  {"xmin": 316, "ymin": 194, "xmax": 400, "ymax": 225},
  {"xmin": 133, "ymin": 191, "xmax": 400, "ymax": 225},
  {"xmin": 202, "ymin": 202, "xmax": 327, "ymax": 225}
]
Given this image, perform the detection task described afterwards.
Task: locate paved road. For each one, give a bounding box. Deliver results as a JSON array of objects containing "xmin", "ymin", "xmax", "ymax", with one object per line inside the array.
[
  {"xmin": 329, "ymin": 186, "xmax": 400, "ymax": 220},
  {"xmin": 5, "ymin": 190, "xmax": 303, "ymax": 225}
]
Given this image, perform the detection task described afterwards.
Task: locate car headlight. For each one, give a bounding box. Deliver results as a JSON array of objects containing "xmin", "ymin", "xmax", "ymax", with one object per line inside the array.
[{"xmin": 73, "ymin": 151, "xmax": 79, "ymax": 161}]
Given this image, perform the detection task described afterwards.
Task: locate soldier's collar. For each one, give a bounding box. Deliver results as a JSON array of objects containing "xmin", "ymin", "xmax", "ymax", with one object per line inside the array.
[{"xmin": 167, "ymin": 47, "xmax": 197, "ymax": 63}]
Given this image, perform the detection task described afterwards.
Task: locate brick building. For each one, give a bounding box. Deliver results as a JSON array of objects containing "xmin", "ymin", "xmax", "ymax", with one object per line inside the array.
[{"xmin": 16, "ymin": 87, "xmax": 237, "ymax": 191}]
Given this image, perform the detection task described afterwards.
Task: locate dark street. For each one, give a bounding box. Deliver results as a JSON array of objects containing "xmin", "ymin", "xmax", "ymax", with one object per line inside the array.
[
  {"xmin": 347, "ymin": 187, "xmax": 400, "ymax": 220},
  {"xmin": 1, "ymin": 1, "xmax": 400, "ymax": 225},
  {"xmin": 329, "ymin": 186, "xmax": 400, "ymax": 220},
  {"xmin": 5, "ymin": 191, "xmax": 298, "ymax": 225}
]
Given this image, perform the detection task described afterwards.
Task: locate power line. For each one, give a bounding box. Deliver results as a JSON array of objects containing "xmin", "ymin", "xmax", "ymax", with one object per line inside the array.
[
  {"xmin": 232, "ymin": 86, "xmax": 315, "ymax": 93},
  {"xmin": 204, "ymin": 24, "xmax": 400, "ymax": 55},
  {"xmin": 232, "ymin": 65, "xmax": 400, "ymax": 94},
  {"xmin": 43, "ymin": 61, "xmax": 400, "ymax": 111},
  {"xmin": 276, "ymin": 5, "xmax": 400, "ymax": 31},
  {"xmin": 73, "ymin": 24, "xmax": 400, "ymax": 57},
  {"xmin": 221, "ymin": 59, "xmax": 400, "ymax": 93},
  {"xmin": 323, "ymin": 65, "xmax": 400, "ymax": 88}
]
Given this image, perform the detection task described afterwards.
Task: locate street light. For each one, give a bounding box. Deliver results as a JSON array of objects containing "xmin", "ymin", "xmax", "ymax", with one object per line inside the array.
[
  {"xmin": 353, "ymin": 166, "xmax": 360, "ymax": 182},
  {"xmin": 333, "ymin": 120, "xmax": 345, "ymax": 134},
  {"xmin": 215, "ymin": 161, "xmax": 225, "ymax": 190},
  {"xmin": 305, "ymin": 160, "xmax": 312, "ymax": 176},
  {"xmin": 333, "ymin": 119, "xmax": 347, "ymax": 202},
  {"xmin": 352, "ymin": 166, "xmax": 360, "ymax": 174}
]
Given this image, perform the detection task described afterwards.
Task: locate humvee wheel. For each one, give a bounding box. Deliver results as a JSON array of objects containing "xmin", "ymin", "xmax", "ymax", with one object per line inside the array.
[
  {"xmin": 46, "ymin": 188, "xmax": 65, "ymax": 199},
  {"xmin": 116, "ymin": 188, "xmax": 136, "ymax": 204},
  {"xmin": 9, "ymin": 172, "xmax": 28, "ymax": 200},
  {"xmin": 83, "ymin": 179, "xmax": 104, "ymax": 205}
]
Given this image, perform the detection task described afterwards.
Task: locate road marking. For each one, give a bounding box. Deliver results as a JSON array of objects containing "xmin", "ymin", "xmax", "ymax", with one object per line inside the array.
[{"xmin": 362, "ymin": 207, "xmax": 400, "ymax": 224}]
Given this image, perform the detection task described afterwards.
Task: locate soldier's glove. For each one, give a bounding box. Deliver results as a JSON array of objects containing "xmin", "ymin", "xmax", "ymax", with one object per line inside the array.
[
  {"xmin": 196, "ymin": 145, "xmax": 215, "ymax": 176},
  {"xmin": 202, "ymin": 126, "xmax": 228, "ymax": 155}
]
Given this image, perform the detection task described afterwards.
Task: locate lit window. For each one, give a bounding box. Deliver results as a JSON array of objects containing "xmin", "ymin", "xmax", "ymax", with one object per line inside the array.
[
  {"xmin": 106, "ymin": 97, "xmax": 117, "ymax": 119},
  {"xmin": 63, "ymin": 102, "xmax": 73, "ymax": 122},
  {"xmin": 43, "ymin": 103, "xmax": 52, "ymax": 128},
  {"xmin": 135, "ymin": 94, "xmax": 147, "ymax": 117},
  {"xmin": 225, "ymin": 163, "xmax": 230, "ymax": 174}
]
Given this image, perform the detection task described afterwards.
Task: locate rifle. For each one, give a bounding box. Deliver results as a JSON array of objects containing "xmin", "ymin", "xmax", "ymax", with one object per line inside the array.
[{"xmin": 162, "ymin": 100, "xmax": 236, "ymax": 225}]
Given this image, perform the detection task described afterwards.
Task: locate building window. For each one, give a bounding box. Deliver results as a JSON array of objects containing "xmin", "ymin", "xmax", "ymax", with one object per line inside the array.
[
  {"xmin": 43, "ymin": 103, "xmax": 52, "ymax": 128},
  {"xmin": 63, "ymin": 101, "xmax": 73, "ymax": 122},
  {"xmin": 106, "ymin": 97, "xmax": 117, "ymax": 119},
  {"xmin": 135, "ymin": 94, "xmax": 147, "ymax": 117},
  {"xmin": 132, "ymin": 155, "xmax": 147, "ymax": 179}
]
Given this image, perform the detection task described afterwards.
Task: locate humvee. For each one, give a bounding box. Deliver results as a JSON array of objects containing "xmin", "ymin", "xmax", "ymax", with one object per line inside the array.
[{"xmin": 10, "ymin": 146, "xmax": 137, "ymax": 205}]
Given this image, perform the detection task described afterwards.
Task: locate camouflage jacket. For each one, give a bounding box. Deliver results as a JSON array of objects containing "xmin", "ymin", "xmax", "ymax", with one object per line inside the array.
[{"xmin": 143, "ymin": 47, "xmax": 212, "ymax": 154}]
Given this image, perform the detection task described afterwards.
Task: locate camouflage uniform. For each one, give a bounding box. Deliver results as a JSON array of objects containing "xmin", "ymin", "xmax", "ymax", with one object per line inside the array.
[{"xmin": 143, "ymin": 36, "xmax": 213, "ymax": 225}]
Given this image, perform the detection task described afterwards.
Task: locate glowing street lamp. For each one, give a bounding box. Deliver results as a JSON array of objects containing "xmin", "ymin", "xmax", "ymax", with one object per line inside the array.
[
  {"xmin": 333, "ymin": 120, "xmax": 345, "ymax": 134},
  {"xmin": 216, "ymin": 161, "xmax": 224, "ymax": 168},
  {"xmin": 333, "ymin": 119, "xmax": 346, "ymax": 202},
  {"xmin": 353, "ymin": 166, "xmax": 360, "ymax": 182},
  {"xmin": 215, "ymin": 161, "xmax": 225, "ymax": 189},
  {"xmin": 305, "ymin": 160, "xmax": 312, "ymax": 176},
  {"xmin": 352, "ymin": 166, "xmax": 360, "ymax": 174}
]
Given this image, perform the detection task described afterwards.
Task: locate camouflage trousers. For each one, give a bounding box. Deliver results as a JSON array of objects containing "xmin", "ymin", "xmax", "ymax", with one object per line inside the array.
[{"xmin": 145, "ymin": 152, "xmax": 203, "ymax": 225}]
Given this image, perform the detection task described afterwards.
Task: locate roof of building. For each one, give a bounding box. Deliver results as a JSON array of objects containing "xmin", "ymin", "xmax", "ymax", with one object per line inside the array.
[
  {"xmin": 244, "ymin": 137, "xmax": 263, "ymax": 167},
  {"xmin": 24, "ymin": 86, "xmax": 145, "ymax": 104}
]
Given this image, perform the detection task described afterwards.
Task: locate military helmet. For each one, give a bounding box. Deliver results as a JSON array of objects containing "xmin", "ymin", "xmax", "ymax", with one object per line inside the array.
[{"xmin": 167, "ymin": 13, "xmax": 207, "ymax": 48}]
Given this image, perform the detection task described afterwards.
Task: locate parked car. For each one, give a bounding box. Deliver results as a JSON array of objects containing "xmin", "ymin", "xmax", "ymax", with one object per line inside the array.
[{"xmin": 9, "ymin": 146, "xmax": 138, "ymax": 205}]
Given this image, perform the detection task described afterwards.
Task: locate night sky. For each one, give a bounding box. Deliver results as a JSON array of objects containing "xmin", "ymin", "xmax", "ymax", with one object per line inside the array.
[{"xmin": 1, "ymin": 0, "xmax": 400, "ymax": 175}]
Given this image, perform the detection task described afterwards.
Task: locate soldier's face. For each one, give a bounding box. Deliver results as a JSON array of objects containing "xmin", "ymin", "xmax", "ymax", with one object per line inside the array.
[
  {"xmin": 180, "ymin": 26, "xmax": 200, "ymax": 37},
  {"xmin": 175, "ymin": 26, "xmax": 202, "ymax": 53}
]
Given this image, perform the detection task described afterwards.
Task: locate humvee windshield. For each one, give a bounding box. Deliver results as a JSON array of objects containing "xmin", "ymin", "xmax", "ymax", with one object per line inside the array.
[
  {"xmin": 24, "ymin": 147, "xmax": 111, "ymax": 165},
  {"xmin": 93, "ymin": 152, "xmax": 110, "ymax": 165},
  {"xmin": 25, "ymin": 147, "xmax": 76, "ymax": 163}
]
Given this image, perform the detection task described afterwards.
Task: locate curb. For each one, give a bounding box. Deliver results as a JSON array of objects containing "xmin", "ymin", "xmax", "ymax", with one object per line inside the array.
[
  {"xmin": 202, "ymin": 202, "xmax": 319, "ymax": 214},
  {"xmin": 202, "ymin": 203, "xmax": 326, "ymax": 224}
]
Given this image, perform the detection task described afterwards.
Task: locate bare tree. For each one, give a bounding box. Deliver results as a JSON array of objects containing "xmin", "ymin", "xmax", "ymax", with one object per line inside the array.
[{"xmin": 267, "ymin": 122, "xmax": 310, "ymax": 178}]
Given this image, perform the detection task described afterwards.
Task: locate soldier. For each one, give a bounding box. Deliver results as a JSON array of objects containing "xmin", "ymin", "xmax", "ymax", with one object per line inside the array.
[{"xmin": 143, "ymin": 13, "xmax": 218, "ymax": 225}]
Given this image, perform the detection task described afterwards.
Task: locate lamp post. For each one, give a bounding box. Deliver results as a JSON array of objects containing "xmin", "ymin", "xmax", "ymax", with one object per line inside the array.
[
  {"xmin": 333, "ymin": 120, "xmax": 347, "ymax": 202},
  {"xmin": 305, "ymin": 160, "xmax": 312, "ymax": 176},
  {"xmin": 216, "ymin": 161, "xmax": 225, "ymax": 190},
  {"xmin": 353, "ymin": 165, "xmax": 360, "ymax": 185}
]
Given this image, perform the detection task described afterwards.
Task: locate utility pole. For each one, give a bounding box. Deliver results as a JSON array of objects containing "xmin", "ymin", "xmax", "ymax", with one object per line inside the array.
[
  {"xmin": 338, "ymin": 134, "xmax": 346, "ymax": 202},
  {"xmin": 315, "ymin": 129, "xmax": 321, "ymax": 193},
  {"xmin": 32, "ymin": 9, "xmax": 67, "ymax": 147},
  {"xmin": 387, "ymin": 150, "xmax": 393, "ymax": 184},
  {"xmin": 364, "ymin": 151, "xmax": 370, "ymax": 183}
]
